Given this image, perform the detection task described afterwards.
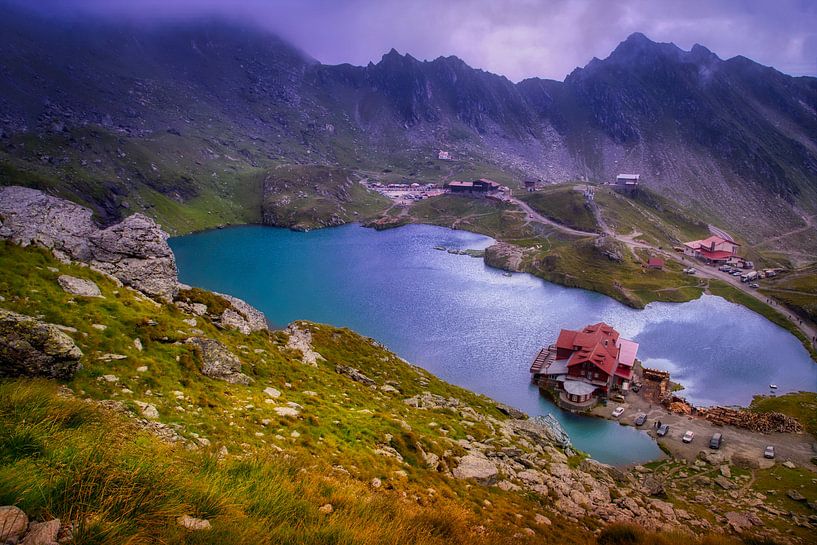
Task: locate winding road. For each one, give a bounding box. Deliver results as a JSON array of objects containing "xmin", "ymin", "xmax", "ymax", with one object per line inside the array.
[{"xmin": 503, "ymin": 193, "xmax": 817, "ymax": 351}]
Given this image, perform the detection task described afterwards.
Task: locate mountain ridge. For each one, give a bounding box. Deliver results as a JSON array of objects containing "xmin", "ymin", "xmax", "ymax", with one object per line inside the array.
[{"xmin": 0, "ymin": 3, "xmax": 815, "ymax": 251}]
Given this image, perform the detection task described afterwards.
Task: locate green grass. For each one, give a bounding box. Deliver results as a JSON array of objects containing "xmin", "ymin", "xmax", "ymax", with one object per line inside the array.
[
  {"xmin": 593, "ymin": 187, "xmax": 709, "ymax": 246},
  {"xmin": 518, "ymin": 186, "xmax": 600, "ymax": 233},
  {"xmin": 749, "ymin": 392, "xmax": 817, "ymax": 437}
]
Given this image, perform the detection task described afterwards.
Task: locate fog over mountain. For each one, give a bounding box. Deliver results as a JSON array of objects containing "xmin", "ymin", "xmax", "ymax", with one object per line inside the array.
[{"xmin": 9, "ymin": 0, "xmax": 817, "ymax": 81}]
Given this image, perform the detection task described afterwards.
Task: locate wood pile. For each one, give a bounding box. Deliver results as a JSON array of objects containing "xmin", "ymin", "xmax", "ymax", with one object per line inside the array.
[
  {"xmin": 698, "ymin": 406, "xmax": 803, "ymax": 433},
  {"xmin": 668, "ymin": 401, "xmax": 693, "ymax": 415}
]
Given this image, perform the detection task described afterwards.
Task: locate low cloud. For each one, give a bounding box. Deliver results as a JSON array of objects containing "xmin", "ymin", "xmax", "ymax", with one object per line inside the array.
[{"xmin": 14, "ymin": 0, "xmax": 817, "ymax": 80}]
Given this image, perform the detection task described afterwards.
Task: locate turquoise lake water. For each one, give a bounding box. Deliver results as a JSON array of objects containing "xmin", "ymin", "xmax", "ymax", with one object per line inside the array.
[{"xmin": 170, "ymin": 224, "xmax": 817, "ymax": 466}]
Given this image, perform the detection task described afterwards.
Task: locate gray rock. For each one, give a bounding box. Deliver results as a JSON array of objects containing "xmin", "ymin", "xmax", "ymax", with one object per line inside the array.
[
  {"xmin": 20, "ymin": 519, "xmax": 60, "ymax": 545},
  {"xmin": 134, "ymin": 401, "xmax": 159, "ymax": 419},
  {"xmin": 452, "ymin": 454, "xmax": 499, "ymax": 485},
  {"xmin": 643, "ymin": 476, "xmax": 666, "ymax": 497},
  {"xmin": 0, "ymin": 309, "xmax": 82, "ymax": 379},
  {"xmin": 263, "ymin": 387, "xmax": 282, "ymax": 398},
  {"xmin": 186, "ymin": 337, "xmax": 252, "ymax": 385},
  {"xmin": 786, "ymin": 489, "xmax": 806, "ymax": 502},
  {"xmin": 0, "ymin": 506, "xmax": 28, "ymax": 542},
  {"xmin": 57, "ymin": 275, "xmax": 102, "ymax": 297},
  {"xmin": 0, "ymin": 187, "xmax": 178, "ymax": 301},
  {"xmin": 720, "ymin": 465, "xmax": 731, "ymax": 478},
  {"xmin": 216, "ymin": 292, "xmax": 268, "ymax": 333},
  {"xmin": 335, "ymin": 364, "xmax": 376, "ymax": 387},
  {"xmin": 285, "ymin": 323, "xmax": 325, "ymax": 366},
  {"xmin": 714, "ymin": 476, "xmax": 734, "ymax": 490},
  {"xmin": 177, "ymin": 515, "xmax": 211, "ymax": 531},
  {"xmin": 495, "ymin": 402, "xmax": 527, "ymax": 419}
]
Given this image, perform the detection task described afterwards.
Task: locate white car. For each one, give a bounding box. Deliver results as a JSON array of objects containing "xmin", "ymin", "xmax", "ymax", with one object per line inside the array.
[
  {"xmin": 611, "ymin": 407, "xmax": 625, "ymax": 418},
  {"xmin": 682, "ymin": 430, "xmax": 695, "ymax": 443}
]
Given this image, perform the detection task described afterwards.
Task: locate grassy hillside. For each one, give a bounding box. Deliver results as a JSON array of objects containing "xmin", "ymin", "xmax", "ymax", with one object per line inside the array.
[
  {"xmin": 758, "ymin": 265, "xmax": 817, "ymax": 323},
  {"xmin": 518, "ymin": 186, "xmax": 601, "ymax": 233},
  {"xmin": 2, "ymin": 238, "xmax": 807, "ymax": 545}
]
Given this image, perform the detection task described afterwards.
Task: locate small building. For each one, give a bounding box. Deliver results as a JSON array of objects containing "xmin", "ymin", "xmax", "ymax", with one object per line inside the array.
[
  {"xmin": 683, "ymin": 235, "xmax": 740, "ymax": 264},
  {"xmin": 438, "ymin": 150, "xmax": 451, "ymax": 160},
  {"xmin": 445, "ymin": 179, "xmax": 501, "ymax": 193},
  {"xmin": 614, "ymin": 174, "xmax": 640, "ymax": 192},
  {"xmin": 530, "ymin": 322, "xmax": 639, "ymax": 411},
  {"xmin": 646, "ymin": 257, "xmax": 664, "ymax": 270}
]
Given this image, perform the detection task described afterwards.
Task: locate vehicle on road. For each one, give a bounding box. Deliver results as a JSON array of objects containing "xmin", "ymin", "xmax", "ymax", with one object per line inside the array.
[
  {"xmin": 612, "ymin": 407, "xmax": 625, "ymax": 418},
  {"xmin": 709, "ymin": 433, "xmax": 723, "ymax": 449},
  {"xmin": 611, "ymin": 394, "xmax": 626, "ymax": 402},
  {"xmin": 764, "ymin": 445, "xmax": 775, "ymax": 459},
  {"xmin": 682, "ymin": 430, "xmax": 695, "ymax": 443},
  {"xmin": 749, "ymin": 282, "xmax": 759, "ymax": 288},
  {"xmin": 657, "ymin": 424, "xmax": 670, "ymax": 437},
  {"xmin": 634, "ymin": 413, "xmax": 647, "ymax": 426}
]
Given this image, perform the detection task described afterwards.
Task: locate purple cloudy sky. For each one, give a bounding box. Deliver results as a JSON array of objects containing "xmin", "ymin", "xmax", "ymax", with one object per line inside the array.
[{"xmin": 19, "ymin": 0, "xmax": 817, "ymax": 81}]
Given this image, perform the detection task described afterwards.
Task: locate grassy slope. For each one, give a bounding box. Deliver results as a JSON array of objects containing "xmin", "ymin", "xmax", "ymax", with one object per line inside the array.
[
  {"xmin": 759, "ymin": 265, "xmax": 817, "ymax": 323},
  {"xmin": 593, "ymin": 187, "xmax": 710, "ymax": 247},
  {"xmin": 0, "ymin": 241, "xmax": 595, "ymax": 545},
  {"xmin": 4, "ymin": 240, "xmax": 815, "ymax": 544},
  {"xmin": 518, "ymin": 186, "xmax": 601, "ymax": 233},
  {"xmin": 261, "ymin": 165, "xmax": 391, "ymax": 230},
  {"xmin": 749, "ymin": 392, "xmax": 817, "ymax": 438}
]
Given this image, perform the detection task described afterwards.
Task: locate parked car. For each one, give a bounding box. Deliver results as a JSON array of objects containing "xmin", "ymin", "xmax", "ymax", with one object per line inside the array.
[
  {"xmin": 634, "ymin": 413, "xmax": 647, "ymax": 426},
  {"xmin": 731, "ymin": 270, "xmax": 742, "ymax": 276},
  {"xmin": 612, "ymin": 407, "xmax": 625, "ymax": 418},
  {"xmin": 764, "ymin": 445, "xmax": 775, "ymax": 459},
  {"xmin": 709, "ymin": 433, "xmax": 723, "ymax": 449},
  {"xmin": 611, "ymin": 394, "xmax": 626, "ymax": 402},
  {"xmin": 657, "ymin": 424, "xmax": 670, "ymax": 437},
  {"xmin": 682, "ymin": 430, "xmax": 695, "ymax": 443},
  {"xmin": 749, "ymin": 282, "xmax": 759, "ymax": 288}
]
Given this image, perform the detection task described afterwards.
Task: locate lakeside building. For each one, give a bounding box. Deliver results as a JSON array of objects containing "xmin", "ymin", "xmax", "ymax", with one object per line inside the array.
[
  {"xmin": 445, "ymin": 178, "xmax": 502, "ymax": 193},
  {"xmin": 529, "ymin": 322, "xmax": 639, "ymax": 411},
  {"xmin": 683, "ymin": 235, "xmax": 740, "ymax": 264}
]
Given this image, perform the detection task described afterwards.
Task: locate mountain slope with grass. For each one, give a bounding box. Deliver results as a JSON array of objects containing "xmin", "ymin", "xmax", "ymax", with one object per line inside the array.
[
  {"xmin": 0, "ymin": 2, "xmax": 815, "ymax": 249},
  {"xmin": 1, "ymin": 189, "xmax": 812, "ymax": 545}
]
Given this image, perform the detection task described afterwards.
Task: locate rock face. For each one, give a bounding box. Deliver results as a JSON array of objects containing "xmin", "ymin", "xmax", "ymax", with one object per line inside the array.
[
  {"xmin": 453, "ymin": 453, "xmax": 499, "ymax": 485},
  {"xmin": 216, "ymin": 292, "xmax": 268, "ymax": 333},
  {"xmin": 0, "ymin": 186, "xmax": 178, "ymax": 300},
  {"xmin": 0, "ymin": 506, "xmax": 28, "ymax": 542},
  {"xmin": 186, "ymin": 337, "xmax": 252, "ymax": 385},
  {"xmin": 20, "ymin": 519, "xmax": 60, "ymax": 545},
  {"xmin": 57, "ymin": 275, "xmax": 102, "ymax": 297},
  {"xmin": 285, "ymin": 323, "xmax": 325, "ymax": 366},
  {"xmin": 0, "ymin": 309, "xmax": 83, "ymax": 379}
]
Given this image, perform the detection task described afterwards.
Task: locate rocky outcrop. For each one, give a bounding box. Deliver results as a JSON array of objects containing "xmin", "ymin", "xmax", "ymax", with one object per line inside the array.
[
  {"xmin": 57, "ymin": 275, "xmax": 102, "ymax": 297},
  {"xmin": 215, "ymin": 292, "xmax": 268, "ymax": 333},
  {"xmin": 285, "ymin": 323, "xmax": 325, "ymax": 366},
  {"xmin": 186, "ymin": 337, "xmax": 252, "ymax": 385},
  {"xmin": 0, "ymin": 186, "xmax": 178, "ymax": 300},
  {"xmin": 452, "ymin": 453, "xmax": 499, "ymax": 485},
  {"xmin": 0, "ymin": 309, "xmax": 82, "ymax": 379},
  {"xmin": 484, "ymin": 242, "xmax": 527, "ymax": 272},
  {"xmin": 335, "ymin": 364, "xmax": 376, "ymax": 388}
]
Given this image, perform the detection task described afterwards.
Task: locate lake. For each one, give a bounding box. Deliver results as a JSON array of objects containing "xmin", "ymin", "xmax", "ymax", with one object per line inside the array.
[{"xmin": 170, "ymin": 224, "xmax": 817, "ymax": 465}]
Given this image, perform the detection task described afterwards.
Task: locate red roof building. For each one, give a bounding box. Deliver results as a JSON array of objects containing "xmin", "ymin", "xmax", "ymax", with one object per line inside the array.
[
  {"xmin": 647, "ymin": 257, "xmax": 664, "ymax": 269},
  {"xmin": 683, "ymin": 235, "xmax": 740, "ymax": 263}
]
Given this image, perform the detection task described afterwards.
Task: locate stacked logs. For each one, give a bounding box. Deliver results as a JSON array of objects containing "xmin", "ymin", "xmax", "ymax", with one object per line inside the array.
[{"xmin": 698, "ymin": 406, "xmax": 803, "ymax": 434}]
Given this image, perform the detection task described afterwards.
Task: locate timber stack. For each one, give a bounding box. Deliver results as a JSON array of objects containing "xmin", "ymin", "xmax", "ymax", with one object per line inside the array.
[{"xmin": 698, "ymin": 406, "xmax": 803, "ymax": 434}]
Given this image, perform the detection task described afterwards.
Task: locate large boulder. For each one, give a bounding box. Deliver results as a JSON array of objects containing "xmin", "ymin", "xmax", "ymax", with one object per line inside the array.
[
  {"xmin": 0, "ymin": 506, "xmax": 28, "ymax": 542},
  {"xmin": 0, "ymin": 187, "xmax": 178, "ymax": 300},
  {"xmin": 186, "ymin": 337, "xmax": 252, "ymax": 385},
  {"xmin": 86, "ymin": 214, "xmax": 178, "ymax": 301},
  {"xmin": 0, "ymin": 309, "xmax": 83, "ymax": 379},
  {"xmin": 216, "ymin": 292, "xmax": 268, "ymax": 333},
  {"xmin": 57, "ymin": 275, "xmax": 102, "ymax": 297},
  {"xmin": 452, "ymin": 453, "xmax": 499, "ymax": 485}
]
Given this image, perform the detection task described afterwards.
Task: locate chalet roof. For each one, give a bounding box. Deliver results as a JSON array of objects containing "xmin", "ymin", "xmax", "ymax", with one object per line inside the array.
[
  {"xmin": 563, "ymin": 379, "xmax": 597, "ymax": 396},
  {"xmin": 616, "ymin": 174, "xmax": 640, "ymax": 180},
  {"xmin": 647, "ymin": 257, "xmax": 664, "ymax": 268},
  {"xmin": 555, "ymin": 322, "xmax": 638, "ymax": 377},
  {"xmin": 684, "ymin": 235, "xmax": 740, "ymax": 250},
  {"xmin": 447, "ymin": 181, "xmax": 473, "ymax": 188}
]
